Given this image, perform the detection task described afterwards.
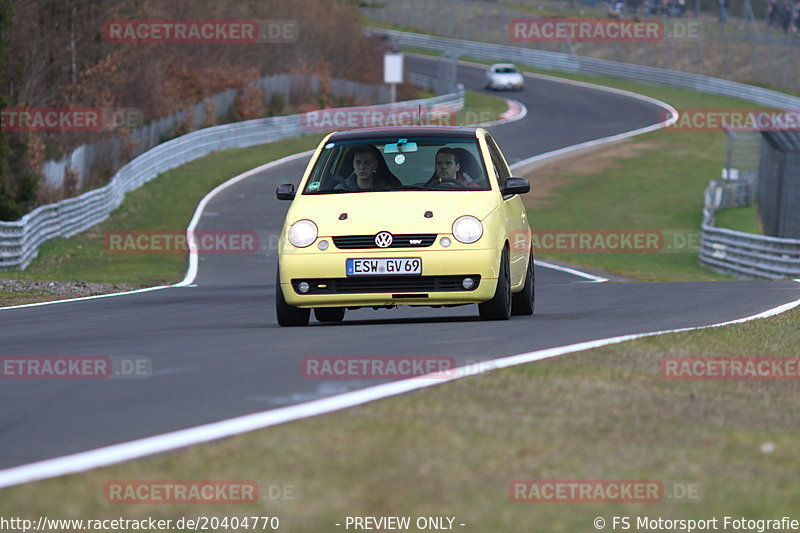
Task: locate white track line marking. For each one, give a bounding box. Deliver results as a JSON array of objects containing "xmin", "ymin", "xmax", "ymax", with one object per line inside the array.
[
  {"xmin": 407, "ymin": 52, "xmax": 680, "ymax": 167},
  {"xmin": 0, "ymin": 285, "xmax": 173, "ymax": 311},
  {"xmin": 505, "ymin": 76, "xmax": 678, "ymax": 169},
  {"xmin": 1, "ymin": 285, "xmax": 798, "ymax": 489},
  {"xmin": 534, "ymin": 260, "xmax": 610, "ymax": 283},
  {"xmin": 174, "ymin": 149, "xmax": 315, "ymax": 287}
]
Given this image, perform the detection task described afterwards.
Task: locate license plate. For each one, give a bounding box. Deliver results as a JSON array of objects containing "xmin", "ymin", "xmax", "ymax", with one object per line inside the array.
[{"xmin": 346, "ymin": 258, "xmax": 422, "ymax": 276}]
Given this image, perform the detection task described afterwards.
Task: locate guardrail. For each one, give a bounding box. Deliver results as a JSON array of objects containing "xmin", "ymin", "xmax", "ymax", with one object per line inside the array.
[
  {"xmin": 375, "ymin": 29, "xmax": 800, "ymax": 280},
  {"xmin": 42, "ymin": 74, "xmax": 393, "ymax": 190},
  {"xmin": 0, "ymin": 89, "xmax": 464, "ymax": 270},
  {"xmin": 700, "ymin": 179, "xmax": 800, "ymax": 279},
  {"xmin": 700, "ymin": 224, "xmax": 800, "ymax": 279}
]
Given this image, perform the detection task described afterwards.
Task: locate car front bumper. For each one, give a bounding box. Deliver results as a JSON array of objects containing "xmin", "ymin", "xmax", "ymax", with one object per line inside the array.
[
  {"xmin": 279, "ymin": 247, "xmax": 501, "ymax": 308},
  {"xmin": 489, "ymin": 80, "xmax": 523, "ymax": 90}
]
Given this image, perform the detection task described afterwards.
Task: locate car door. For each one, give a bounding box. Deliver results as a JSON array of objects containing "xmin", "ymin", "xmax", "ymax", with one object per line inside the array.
[{"xmin": 485, "ymin": 134, "xmax": 529, "ymax": 287}]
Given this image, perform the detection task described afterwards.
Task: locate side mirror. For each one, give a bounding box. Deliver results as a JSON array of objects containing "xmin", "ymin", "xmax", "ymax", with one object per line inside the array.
[
  {"xmin": 276, "ymin": 183, "xmax": 296, "ymax": 200},
  {"xmin": 501, "ymin": 177, "xmax": 530, "ymax": 196}
]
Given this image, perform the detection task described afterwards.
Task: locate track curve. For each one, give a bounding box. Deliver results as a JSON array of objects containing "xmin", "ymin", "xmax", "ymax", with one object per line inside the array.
[{"xmin": 1, "ymin": 56, "xmax": 798, "ymax": 482}]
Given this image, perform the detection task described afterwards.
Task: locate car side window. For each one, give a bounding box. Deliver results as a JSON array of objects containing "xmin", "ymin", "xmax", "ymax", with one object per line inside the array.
[{"xmin": 485, "ymin": 135, "xmax": 510, "ymax": 189}]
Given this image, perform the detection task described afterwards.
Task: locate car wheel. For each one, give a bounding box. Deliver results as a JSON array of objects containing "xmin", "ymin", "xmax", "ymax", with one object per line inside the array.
[
  {"xmin": 314, "ymin": 307, "xmax": 346, "ymax": 323},
  {"xmin": 275, "ymin": 265, "xmax": 310, "ymax": 327},
  {"xmin": 511, "ymin": 252, "xmax": 535, "ymax": 316},
  {"xmin": 479, "ymin": 248, "xmax": 512, "ymax": 321}
]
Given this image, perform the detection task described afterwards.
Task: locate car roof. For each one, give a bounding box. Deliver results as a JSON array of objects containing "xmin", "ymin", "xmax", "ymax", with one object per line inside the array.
[
  {"xmin": 329, "ymin": 126, "xmax": 481, "ymax": 141},
  {"xmin": 490, "ymin": 63, "xmax": 517, "ymax": 69}
]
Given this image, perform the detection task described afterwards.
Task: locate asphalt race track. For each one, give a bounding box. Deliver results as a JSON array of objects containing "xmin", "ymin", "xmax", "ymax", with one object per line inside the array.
[{"xmin": 1, "ymin": 56, "xmax": 799, "ymax": 477}]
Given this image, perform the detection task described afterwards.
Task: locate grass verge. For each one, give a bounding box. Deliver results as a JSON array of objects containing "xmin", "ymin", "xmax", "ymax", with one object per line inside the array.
[
  {"xmin": 2, "ymin": 302, "xmax": 798, "ymax": 528},
  {"xmin": 714, "ymin": 204, "xmax": 763, "ymax": 234}
]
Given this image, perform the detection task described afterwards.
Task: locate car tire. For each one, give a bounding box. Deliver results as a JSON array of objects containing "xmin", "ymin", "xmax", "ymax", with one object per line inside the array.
[
  {"xmin": 479, "ymin": 248, "xmax": 512, "ymax": 321},
  {"xmin": 275, "ymin": 265, "xmax": 310, "ymax": 327},
  {"xmin": 314, "ymin": 307, "xmax": 346, "ymax": 323},
  {"xmin": 511, "ymin": 252, "xmax": 535, "ymax": 316}
]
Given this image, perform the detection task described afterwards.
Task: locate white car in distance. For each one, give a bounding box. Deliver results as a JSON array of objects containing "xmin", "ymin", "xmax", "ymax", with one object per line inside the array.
[{"xmin": 485, "ymin": 63, "xmax": 524, "ymax": 91}]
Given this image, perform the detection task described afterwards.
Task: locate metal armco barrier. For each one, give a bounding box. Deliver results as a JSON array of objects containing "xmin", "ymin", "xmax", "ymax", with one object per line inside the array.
[
  {"xmin": 0, "ymin": 90, "xmax": 464, "ymax": 270},
  {"xmin": 700, "ymin": 223, "xmax": 800, "ymax": 279},
  {"xmin": 701, "ymin": 181, "xmax": 800, "ymax": 279}
]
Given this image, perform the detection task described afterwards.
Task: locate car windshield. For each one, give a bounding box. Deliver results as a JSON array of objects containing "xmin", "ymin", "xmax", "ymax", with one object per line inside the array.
[
  {"xmin": 495, "ymin": 67, "xmax": 518, "ymax": 74},
  {"xmin": 302, "ymin": 137, "xmax": 491, "ymax": 194}
]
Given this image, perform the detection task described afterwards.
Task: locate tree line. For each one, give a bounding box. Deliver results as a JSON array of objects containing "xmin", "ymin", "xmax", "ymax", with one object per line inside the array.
[{"xmin": 0, "ymin": 0, "xmax": 386, "ymax": 220}]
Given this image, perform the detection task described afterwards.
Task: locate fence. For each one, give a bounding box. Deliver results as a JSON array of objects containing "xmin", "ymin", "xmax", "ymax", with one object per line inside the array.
[
  {"xmin": 758, "ymin": 130, "xmax": 800, "ymax": 238},
  {"xmin": 408, "ymin": 72, "xmax": 456, "ymax": 94},
  {"xmin": 0, "ymin": 89, "xmax": 464, "ymax": 271},
  {"xmin": 724, "ymin": 129, "xmax": 760, "ymax": 181},
  {"xmin": 363, "ymin": 0, "xmax": 800, "ymax": 93},
  {"xmin": 713, "ymin": 128, "xmax": 760, "ymax": 210},
  {"xmin": 42, "ymin": 74, "xmax": 392, "ymax": 190}
]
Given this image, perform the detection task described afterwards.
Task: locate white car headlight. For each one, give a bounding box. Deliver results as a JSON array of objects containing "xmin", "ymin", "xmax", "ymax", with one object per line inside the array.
[
  {"xmin": 452, "ymin": 216, "xmax": 483, "ymax": 244},
  {"xmin": 288, "ymin": 219, "xmax": 318, "ymax": 248}
]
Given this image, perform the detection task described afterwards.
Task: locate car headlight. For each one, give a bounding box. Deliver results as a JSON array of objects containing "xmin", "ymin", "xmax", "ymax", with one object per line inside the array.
[
  {"xmin": 288, "ymin": 219, "xmax": 318, "ymax": 248},
  {"xmin": 452, "ymin": 216, "xmax": 483, "ymax": 244}
]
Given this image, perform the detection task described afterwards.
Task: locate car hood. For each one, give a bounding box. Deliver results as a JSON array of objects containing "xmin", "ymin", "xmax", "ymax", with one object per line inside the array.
[{"xmin": 287, "ymin": 191, "xmax": 500, "ymax": 236}]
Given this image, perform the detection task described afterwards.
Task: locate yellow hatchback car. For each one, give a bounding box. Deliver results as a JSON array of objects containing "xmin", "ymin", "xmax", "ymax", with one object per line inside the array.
[{"xmin": 275, "ymin": 126, "xmax": 534, "ymax": 326}]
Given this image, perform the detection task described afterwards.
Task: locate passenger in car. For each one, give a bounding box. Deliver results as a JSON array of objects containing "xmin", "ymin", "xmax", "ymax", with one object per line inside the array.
[{"xmin": 334, "ymin": 144, "xmax": 400, "ymax": 191}]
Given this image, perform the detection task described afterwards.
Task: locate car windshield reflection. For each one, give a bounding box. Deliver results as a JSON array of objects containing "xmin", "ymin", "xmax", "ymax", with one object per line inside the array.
[{"xmin": 302, "ymin": 137, "xmax": 491, "ymax": 194}]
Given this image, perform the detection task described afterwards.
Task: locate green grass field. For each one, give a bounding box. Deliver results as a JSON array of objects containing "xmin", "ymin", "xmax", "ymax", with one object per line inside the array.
[{"xmin": 714, "ymin": 204, "xmax": 763, "ymax": 234}]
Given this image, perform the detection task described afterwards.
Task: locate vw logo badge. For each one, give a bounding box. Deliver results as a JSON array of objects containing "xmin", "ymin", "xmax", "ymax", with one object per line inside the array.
[{"xmin": 374, "ymin": 231, "xmax": 393, "ymax": 248}]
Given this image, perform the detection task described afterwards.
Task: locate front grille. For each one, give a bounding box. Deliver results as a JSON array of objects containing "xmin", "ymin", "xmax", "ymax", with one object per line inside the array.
[
  {"xmin": 332, "ymin": 234, "xmax": 437, "ymax": 249},
  {"xmin": 292, "ymin": 275, "xmax": 480, "ymax": 294}
]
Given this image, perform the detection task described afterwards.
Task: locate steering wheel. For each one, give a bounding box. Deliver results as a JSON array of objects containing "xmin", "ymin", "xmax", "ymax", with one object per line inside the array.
[{"xmin": 428, "ymin": 178, "xmax": 469, "ymax": 189}]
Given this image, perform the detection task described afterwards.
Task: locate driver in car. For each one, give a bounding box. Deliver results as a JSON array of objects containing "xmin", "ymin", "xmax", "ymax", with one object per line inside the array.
[{"xmin": 426, "ymin": 147, "xmax": 478, "ymax": 188}]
